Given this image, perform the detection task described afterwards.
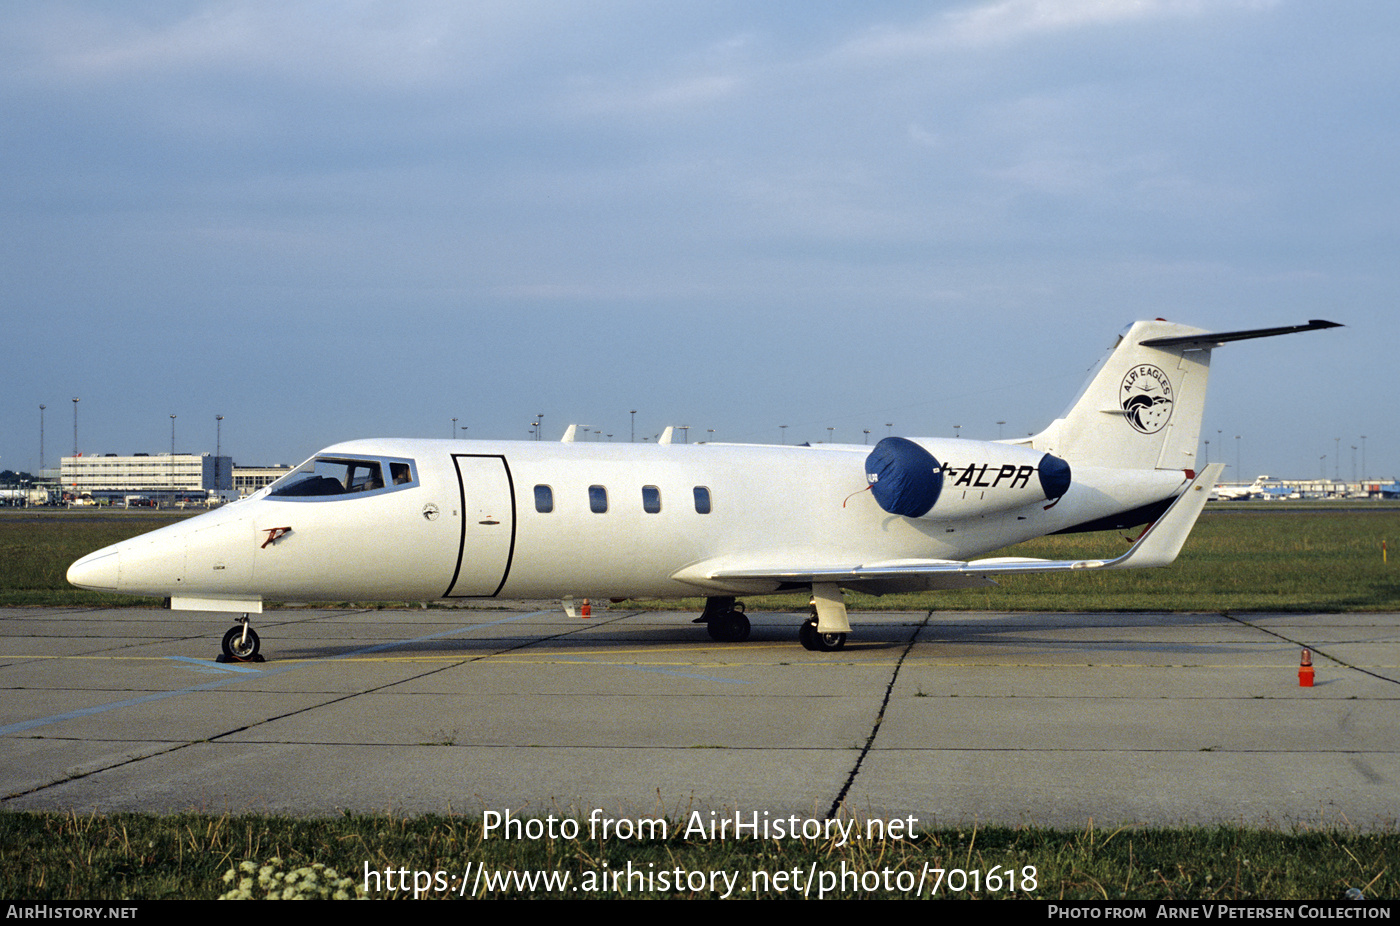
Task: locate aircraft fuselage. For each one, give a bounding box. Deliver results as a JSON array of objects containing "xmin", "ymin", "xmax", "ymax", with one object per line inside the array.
[{"xmin": 68, "ymin": 436, "xmax": 1186, "ymax": 608}]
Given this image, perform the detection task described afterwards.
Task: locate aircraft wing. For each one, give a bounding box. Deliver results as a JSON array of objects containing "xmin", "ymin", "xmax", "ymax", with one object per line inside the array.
[{"xmin": 678, "ymin": 464, "xmax": 1222, "ymax": 593}]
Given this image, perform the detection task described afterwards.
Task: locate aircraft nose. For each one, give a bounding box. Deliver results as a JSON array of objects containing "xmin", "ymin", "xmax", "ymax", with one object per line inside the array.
[{"xmin": 68, "ymin": 548, "xmax": 120, "ymax": 591}]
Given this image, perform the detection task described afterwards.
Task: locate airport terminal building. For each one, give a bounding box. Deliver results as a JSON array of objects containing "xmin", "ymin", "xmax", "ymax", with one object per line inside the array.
[
  {"xmin": 232, "ymin": 465, "xmax": 293, "ymax": 498},
  {"xmin": 60, "ymin": 453, "xmax": 233, "ymax": 505}
]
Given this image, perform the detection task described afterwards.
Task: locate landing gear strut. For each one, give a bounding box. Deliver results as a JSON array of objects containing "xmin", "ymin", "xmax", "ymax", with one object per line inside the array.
[
  {"xmin": 219, "ymin": 614, "xmax": 263, "ymax": 663},
  {"xmin": 698, "ymin": 596, "xmax": 751, "ymax": 643},
  {"xmin": 798, "ymin": 583, "xmax": 849, "ymax": 651}
]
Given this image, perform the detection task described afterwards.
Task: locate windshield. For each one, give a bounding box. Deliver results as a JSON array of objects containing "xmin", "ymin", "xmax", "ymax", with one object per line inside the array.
[{"xmin": 267, "ymin": 455, "xmax": 417, "ymax": 499}]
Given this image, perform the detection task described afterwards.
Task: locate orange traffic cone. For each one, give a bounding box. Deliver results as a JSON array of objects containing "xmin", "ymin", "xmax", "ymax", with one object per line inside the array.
[{"xmin": 1298, "ymin": 649, "xmax": 1314, "ymax": 688}]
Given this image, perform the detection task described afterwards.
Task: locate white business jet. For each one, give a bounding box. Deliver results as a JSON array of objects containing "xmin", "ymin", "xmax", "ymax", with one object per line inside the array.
[{"xmin": 68, "ymin": 319, "xmax": 1339, "ymax": 660}]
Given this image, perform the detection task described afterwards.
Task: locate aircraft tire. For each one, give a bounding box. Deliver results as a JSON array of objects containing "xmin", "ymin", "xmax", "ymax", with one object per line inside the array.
[
  {"xmin": 799, "ymin": 617, "xmax": 844, "ymax": 652},
  {"xmin": 222, "ymin": 625, "xmax": 260, "ymax": 661},
  {"xmin": 707, "ymin": 612, "xmax": 751, "ymax": 643}
]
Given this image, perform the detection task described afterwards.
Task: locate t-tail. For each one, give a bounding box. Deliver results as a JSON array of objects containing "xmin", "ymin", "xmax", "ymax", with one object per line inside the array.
[{"xmin": 1028, "ymin": 319, "xmax": 1341, "ymax": 472}]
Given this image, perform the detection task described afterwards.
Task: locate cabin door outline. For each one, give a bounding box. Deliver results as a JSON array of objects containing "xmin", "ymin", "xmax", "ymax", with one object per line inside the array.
[{"xmin": 445, "ymin": 454, "xmax": 516, "ymax": 597}]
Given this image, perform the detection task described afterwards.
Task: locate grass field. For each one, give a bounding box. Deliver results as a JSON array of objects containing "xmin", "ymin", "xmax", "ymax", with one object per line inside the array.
[
  {"xmin": 2, "ymin": 812, "xmax": 1395, "ymax": 900},
  {"xmin": 3, "ymin": 505, "xmax": 1398, "ymax": 611},
  {"xmin": 0, "ymin": 510, "xmax": 191, "ymax": 606}
]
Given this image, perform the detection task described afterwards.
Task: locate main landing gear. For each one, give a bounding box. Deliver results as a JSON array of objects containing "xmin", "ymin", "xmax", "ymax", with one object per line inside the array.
[
  {"xmin": 698, "ymin": 596, "xmax": 751, "ymax": 642},
  {"xmin": 798, "ymin": 611, "xmax": 846, "ymax": 652},
  {"xmin": 219, "ymin": 614, "xmax": 263, "ymax": 663},
  {"xmin": 799, "ymin": 582, "xmax": 850, "ymax": 652},
  {"xmin": 697, "ymin": 584, "xmax": 853, "ymax": 651}
]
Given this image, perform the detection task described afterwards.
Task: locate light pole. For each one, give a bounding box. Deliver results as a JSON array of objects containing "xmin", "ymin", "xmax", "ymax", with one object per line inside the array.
[
  {"xmin": 215, "ymin": 415, "xmax": 223, "ymax": 492},
  {"xmin": 38, "ymin": 404, "xmax": 45, "ymax": 473},
  {"xmin": 997, "ymin": 420, "xmax": 1006, "ymax": 439},
  {"xmin": 779, "ymin": 425, "xmax": 787, "ymax": 444},
  {"xmin": 170, "ymin": 415, "xmax": 177, "ymax": 505},
  {"xmin": 72, "ymin": 398, "xmax": 79, "ymax": 457},
  {"xmin": 630, "ymin": 410, "xmax": 637, "ymax": 443},
  {"xmin": 452, "ymin": 418, "xmax": 457, "ymax": 440}
]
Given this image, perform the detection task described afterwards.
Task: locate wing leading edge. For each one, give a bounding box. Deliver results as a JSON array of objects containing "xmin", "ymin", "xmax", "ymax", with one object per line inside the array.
[{"xmin": 676, "ymin": 464, "xmax": 1223, "ymax": 593}]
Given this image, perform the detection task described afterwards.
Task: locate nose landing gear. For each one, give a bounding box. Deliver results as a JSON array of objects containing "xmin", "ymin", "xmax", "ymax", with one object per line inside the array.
[{"xmin": 219, "ymin": 614, "xmax": 263, "ymax": 663}]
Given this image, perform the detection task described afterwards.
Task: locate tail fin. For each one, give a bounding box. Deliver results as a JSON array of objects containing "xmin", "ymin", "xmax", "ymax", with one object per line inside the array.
[{"xmin": 1031, "ymin": 319, "xmax": 1341, "ymax": 471}]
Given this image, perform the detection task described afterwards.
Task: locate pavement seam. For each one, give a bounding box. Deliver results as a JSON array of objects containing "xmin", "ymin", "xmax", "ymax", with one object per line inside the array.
[
  {"xmin": 3, "ymin": 609, "xmax": 621, "ymax": 803},
  {"xmin": 824, "ymin": 609, "xmax": 933, "ymax": 821},
  {"xmin": 1220, "ymin": 612, "xmax": 1400, "ymax": 687}
]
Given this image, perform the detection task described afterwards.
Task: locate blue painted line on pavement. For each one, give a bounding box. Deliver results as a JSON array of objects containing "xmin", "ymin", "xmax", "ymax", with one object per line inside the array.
[{"xmin": 0, "ymin": 611, "xmax": 548, "ymax": 737}]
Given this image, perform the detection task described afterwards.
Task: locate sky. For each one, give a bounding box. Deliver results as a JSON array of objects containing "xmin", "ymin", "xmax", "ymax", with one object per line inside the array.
[{"xmin": 1, "ymin": 0, "xmax": 1393, "ymax": 482}]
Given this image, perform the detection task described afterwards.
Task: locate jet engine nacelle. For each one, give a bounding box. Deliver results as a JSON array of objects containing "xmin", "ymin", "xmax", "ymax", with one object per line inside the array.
[{"xmin": 864, "ymin": 436, "xmax": 1071, "ymax": 521}]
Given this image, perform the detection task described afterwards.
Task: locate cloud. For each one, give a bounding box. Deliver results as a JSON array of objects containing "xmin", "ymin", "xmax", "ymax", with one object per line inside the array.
[{"xmin": 841, "ymin": 0, "xmax": 1277, "ymax": 58}]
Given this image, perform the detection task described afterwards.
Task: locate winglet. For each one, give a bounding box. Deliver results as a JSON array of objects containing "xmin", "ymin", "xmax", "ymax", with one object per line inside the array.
[{"xmin": 1104, "ymin": 463, "xmax": 1223, "ymax": 570}]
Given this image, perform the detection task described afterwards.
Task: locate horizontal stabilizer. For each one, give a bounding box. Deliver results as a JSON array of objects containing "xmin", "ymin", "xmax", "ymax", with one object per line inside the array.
[{"xmin": 1140, "ymin": 319, "xmax": 1341, "ymax": 350}]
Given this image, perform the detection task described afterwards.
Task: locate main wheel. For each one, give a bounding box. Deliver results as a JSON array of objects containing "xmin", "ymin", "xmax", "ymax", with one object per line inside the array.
[
  {"xmin": 222, "ymin": 625, "xmax": 260, "ymax": 660},
  {"xmin": 799, "ymin": 617, "xmax": 845, "ymax": 652},
  {"xmin": 707, "ymin": 611, "xmax": 751, "ymax": 643}
]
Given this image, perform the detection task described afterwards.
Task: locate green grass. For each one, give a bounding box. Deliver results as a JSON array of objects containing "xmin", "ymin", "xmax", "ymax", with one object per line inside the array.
[
  {"xmin": 2, "ymin": 505, "xmax": 1397, "ymax": 612},
  {"xmin": 2, "ymin": 811, "xmax": 1395, "ymax": 900},
  {"xmin": 0, "ymin": 510, "xmax": 194, "ymax": 606}
]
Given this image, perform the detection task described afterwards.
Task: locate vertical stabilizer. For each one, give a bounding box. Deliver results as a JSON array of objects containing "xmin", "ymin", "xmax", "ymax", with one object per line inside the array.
[{"xmin": 1031, "ymin": 319, "xmax": 1340, "ymax": 471}]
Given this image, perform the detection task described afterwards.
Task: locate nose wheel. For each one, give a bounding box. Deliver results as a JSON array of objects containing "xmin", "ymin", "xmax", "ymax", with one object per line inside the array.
[{"xmin": 219, "ymin": 615, "xmax": 263, "ymax": 662}]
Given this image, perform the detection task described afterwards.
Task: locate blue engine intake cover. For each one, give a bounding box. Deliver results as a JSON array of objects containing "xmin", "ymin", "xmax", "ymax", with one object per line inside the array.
[{"xmin": 865, "ymin": 437, "xmax": 943, "ymax": 517}]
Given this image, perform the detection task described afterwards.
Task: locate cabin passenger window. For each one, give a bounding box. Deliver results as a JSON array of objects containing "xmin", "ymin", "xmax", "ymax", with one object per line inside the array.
[
  {"xmin": 589, "ymin": 485, "xmax": 608, "ymax": 513},
  {"xmin": 693, "ymin": 486, "xmax": 711, "ymax": 514},
  {"xmin": 534, "ymin": 485, "xmax": 554, "ymax": 513},
  {"xmin": 642, "ymin": 485, "xmax": 661, "ymax": 513}
]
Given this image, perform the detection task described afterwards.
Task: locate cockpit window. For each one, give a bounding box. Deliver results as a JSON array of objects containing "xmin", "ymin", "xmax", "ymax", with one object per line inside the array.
[{"xmin": 268, "ymin": 455, "xmax": 417, "ymax": 499}]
